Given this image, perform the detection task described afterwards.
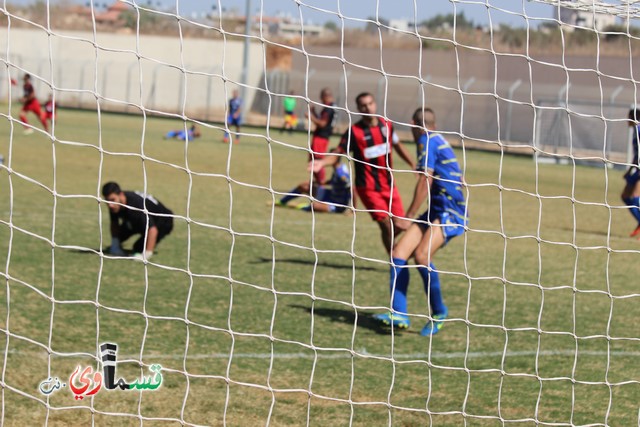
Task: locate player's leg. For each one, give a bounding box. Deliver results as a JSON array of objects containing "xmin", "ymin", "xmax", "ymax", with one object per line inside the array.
[
  {"xmin": 417, "ymin": 206, "xmax": 468, "ymax": 336},
  {"xmin": 377, "ymin": 218, "xmax": 395, "ymax": 255},
  {"xmin": 115, "ymin": 227, "xmax": 135, "ymax": 254},
  {"xmin": 373, "ymin": 222, "xmax": 425, "ymax": 328},
  {"xmin": 19, "ymin": 107, "xmax": 29, "ymax": 125},
  {"xmin": 311, "ymin": 136, "xmax": 329, "ymax": 184},
  {"xmin": 34, "ymin": 102, "xmax": 48, "ymax": 132},
  {"xmin": 223, "ymin": 114, "xmax": 232, "ymax": 143},
  {"xmin": 155, "ymin": 218, "xmax": 174, "ymax": 247},
  {"xmin": 301, "ymin": 188, "xmax": 340, "ymax": 213},
  {"xmin": 281, "ymin": 113, "xmax": 290, "ymax": 133},
  {"xmin": 234, "ymin": 117, "xmax": 241, "ymax": 143},
  {"xmin": 305, "ymin": 201, "xmax": 333, "ymax": 212},
  {"xmin": 19, "ymin": 104, "xmax": 33, "ymax": 133},
  {"xmin": 357, "ymin": 187, "xmax": 404, "ymax": 254},
  {"xmin": 278, "ymin": 181, "xmax": 311, "ymax": 206},
  {"xmin": 132, "ymin": 236, "xmax": 146, "ymax": 254},
  {"xmin": 412, "ymin": 219, "xmax": 448, "ymax": 336},
  {"xmin": 621, "ymin": 170, "xmax": 640, "ymax": 236}
]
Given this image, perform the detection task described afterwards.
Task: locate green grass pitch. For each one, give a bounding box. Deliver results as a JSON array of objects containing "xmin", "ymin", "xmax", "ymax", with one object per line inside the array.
[{"xmin": 1, "ymin": 107, "xmax": 640, "ymax": 425}]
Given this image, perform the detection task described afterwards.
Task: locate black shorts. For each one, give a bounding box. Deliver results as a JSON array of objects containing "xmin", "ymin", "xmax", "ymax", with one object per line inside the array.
[{"xmin": 119, "ymin": 218, "xmax": 173, "ymax": 253}]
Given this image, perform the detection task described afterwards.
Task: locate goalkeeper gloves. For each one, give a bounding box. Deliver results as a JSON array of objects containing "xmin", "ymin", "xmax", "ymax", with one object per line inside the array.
[{"xmin": 132, "ymin": 250, "xmax": 153, "ymax": 261}]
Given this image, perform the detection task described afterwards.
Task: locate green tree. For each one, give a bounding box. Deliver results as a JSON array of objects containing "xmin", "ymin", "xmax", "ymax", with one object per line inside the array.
[
  {"xmin": 324, "ymin": 21, "xmax": 338, "ymax": 32},
  {"xmin": 498, "ymin": 24, "xmax": 527, "ymax": 49},
  {"xmin": 365, "ymin": 16, "xmax": 390, "ymax": 33},
  {"xmin": 421, "ymin": 12, "xmax": 474, "ymax": 31}
]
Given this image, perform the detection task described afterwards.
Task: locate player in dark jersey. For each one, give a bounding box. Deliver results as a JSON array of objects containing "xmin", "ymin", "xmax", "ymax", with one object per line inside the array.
[
  {"xmin": 19, "ymin": 74, "xmax": 48, "ymax": 134},
  {"xmin": 223, "ymin": 89, "xmax": 242, "ymax": 143},
  {"xmin": 311, "ymin": 92, "xmax": 415, "ymax": 253},
  {"xmin": 276, "ymin": 161, "xmax": 352, "ymax": 213},
  {"xmin": 102, "ymin": 182, "xmax": 174, "ymax": 261},
  {"xmin": 623, "ymin": 108, "xmax": 640, "ymax": 237},
  {"xmin": 374, "ymin": 107, "xmax": 468, "ymax": 335},
  {"xmin": 306, "ymin": 88, "xmax": 336, "ymax": 184}
]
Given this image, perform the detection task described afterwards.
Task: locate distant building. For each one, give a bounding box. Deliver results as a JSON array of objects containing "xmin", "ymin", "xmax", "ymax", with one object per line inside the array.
[
  {"xmin": 388, "ymin": 19, "xmax": 415, "ymax": 33},
  {"xmin": 557, "ymin": 0, "xmax": 616, "ymax": 32},
  {"xmin": 269, "ymin": 21, "xmax": 323, "ymax": 38},
  {"xmin": 70, "ymin": 1, "xmax": 132, "ymax": 25}
]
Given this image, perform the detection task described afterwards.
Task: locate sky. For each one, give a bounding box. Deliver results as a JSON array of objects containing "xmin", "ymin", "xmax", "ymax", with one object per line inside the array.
[
  {"xmin": 14, "ymin": 0, "xmax": 559, "ymax": 28},
  {"xmin": 201, "ymin": 0, "xmax": 555, "ymax": 27}
]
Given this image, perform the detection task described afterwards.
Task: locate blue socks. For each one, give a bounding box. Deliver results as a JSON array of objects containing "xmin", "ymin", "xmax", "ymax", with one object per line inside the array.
[
  {"xmin": 418, "ymin": 263, "xmax": 447, "ymax": 316},
  {"xmin": 389, "ymin": 260, "xmax": 447, "ymax": 316},
  {"xmin": 623, "ymin": 197, "xmax": 640, "ymax": 224},
  {"xmin": 389, "ymin": 258, "xmax": 409, "ymax": 314},
  {"xmin": 280, "ymin": 187, "xmax": 301, "ymax": 205}
]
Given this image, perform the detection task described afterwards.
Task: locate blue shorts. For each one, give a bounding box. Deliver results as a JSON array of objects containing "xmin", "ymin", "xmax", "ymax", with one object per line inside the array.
[
  {"xmin": 417, "ymin": 202, "xmax": 468, "ymax": 245},
  {"xmin": 626, "ymin": 167, "xmax": 640, "ymax": 186},
  {"xmin": 227, "ymin": 115, "xmax": 242, "ymax": 127},
  {"xmin": 316, "ymin": 187, "xmax": 349, "ymax": 213}
]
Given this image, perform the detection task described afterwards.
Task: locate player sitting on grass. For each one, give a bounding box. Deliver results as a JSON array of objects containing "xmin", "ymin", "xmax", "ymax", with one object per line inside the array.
[
  {"xmin": 276, "ymin": 161, "xmax": 352, "ymax": 213},
  {"xmin": 164, "ymin": 124, "xmax": 201, "ymax": 142},
  {"xmin": 102, "ymin": 182, "xmax": 174, "ymax": 261},
  {"xmin": 623, "ymin": 108, "xmax": 640, "ymax": 238},
  {"xmin": 374, "ymin": 107, "xmax": 468, "ymax": 336}
]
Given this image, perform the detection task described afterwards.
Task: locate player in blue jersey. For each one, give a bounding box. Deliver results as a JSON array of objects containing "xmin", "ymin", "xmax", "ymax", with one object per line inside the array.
[
  {"xmin": 374, "ymin": 107, "xmax": 468, "ymax": 336},
  {"xmin": 164, "ymin": 124, "xmax": 201, "ymax": 141},
  {"xmin": 224, "ymin": 89, "xmax": 242, "ymax": 143},
  {"xmin": 276, "ymin": 161, "xmax": 352, "ymax": 213},
  {"xmin": 623, "ymin": 108, "xmax": 640, "ymax": 237}
]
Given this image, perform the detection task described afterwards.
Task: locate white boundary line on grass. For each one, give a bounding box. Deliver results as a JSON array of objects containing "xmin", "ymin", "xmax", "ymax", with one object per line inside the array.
[
  {"xmin": 4, "ymin": 349, "xmax": 640, "ymax": 361},
  {"xmin": 138, "ymin": 349, "xmax": 640, "ymax": 360}
]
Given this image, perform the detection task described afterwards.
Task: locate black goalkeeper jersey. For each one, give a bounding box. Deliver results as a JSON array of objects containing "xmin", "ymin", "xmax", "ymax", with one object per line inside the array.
[{"xmin": 111, "ymin": 191, "xmax": 173, "ymax": 234}]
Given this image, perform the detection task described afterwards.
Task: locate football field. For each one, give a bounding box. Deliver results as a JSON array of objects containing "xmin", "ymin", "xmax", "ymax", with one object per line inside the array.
[{"xmin": 1, "ymin": 107, "xmax": 640, "ymax": 425}]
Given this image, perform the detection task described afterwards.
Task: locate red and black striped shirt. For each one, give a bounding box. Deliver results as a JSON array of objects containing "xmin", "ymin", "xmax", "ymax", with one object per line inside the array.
[{"xmin": 336, "ymin": 118, "xmax": 399, "ymax": 191}]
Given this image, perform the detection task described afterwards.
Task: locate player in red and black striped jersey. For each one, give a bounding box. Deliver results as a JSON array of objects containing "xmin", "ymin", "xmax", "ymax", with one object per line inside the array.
[
  {"xmin": 311, "ymin": 92, "xmax": 415, "ymax": 253},
  {"xmin": 19, "ymin": 74, "xmax": 49, "ymax": 134},
  {"xmin": 306, "ymin": 88, "xmax": 336, "ymax": 184}
]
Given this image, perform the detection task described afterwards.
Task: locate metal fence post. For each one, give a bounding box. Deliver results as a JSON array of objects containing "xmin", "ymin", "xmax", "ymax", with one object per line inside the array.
[
  {"xmin": 605, "ymin": 85, "xmax": 623, "ymax": 164},
  {"xmin": 504, "ymin": 79, "xmax": 522, "ymax": 142}
]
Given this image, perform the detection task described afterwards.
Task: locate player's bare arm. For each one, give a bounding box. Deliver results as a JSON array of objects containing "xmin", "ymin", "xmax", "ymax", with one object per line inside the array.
[
  {"xmin": 309, "ymin": 150, "xmax": 340, "ymax": 173},
  {"xmin": 393, "ymin": 141, "xmax": 416, "ymax": 170},
  {"xmin": 145, "ymin": 225, "xmax": 158, "ymax": 253},
  {"xmin": 405, "ymin": 173, "xmax": 433, "ymax": 220}
]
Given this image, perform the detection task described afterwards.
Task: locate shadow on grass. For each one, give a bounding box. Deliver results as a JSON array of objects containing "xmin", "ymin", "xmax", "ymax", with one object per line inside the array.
[
  {"xmin": 557, "ymin": 226, "xmax": 627, "ymax": 239},
  {"xmin": 65, "ymin": 247, "xmax": 143, "ymax": 258},
  {"xmin": 290, "ymin": 304, "xmax": 406, "ymax": 336},
  {"xmin": 253, "ymin": 256, "xmax": 386, "ymax": 272}
]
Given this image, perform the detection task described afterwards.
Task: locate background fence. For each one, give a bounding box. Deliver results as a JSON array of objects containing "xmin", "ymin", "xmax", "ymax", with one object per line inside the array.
[{"xmin": 1, "ymin": 28, "xmax": 637, "ymax": 164}]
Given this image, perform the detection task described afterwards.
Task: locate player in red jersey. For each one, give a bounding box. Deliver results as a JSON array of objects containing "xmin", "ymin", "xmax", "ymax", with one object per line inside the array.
[
  {"xmin": 306, "ymin": 88, "xmax": 335, "ymax": 184},
  {"xmin": 43, "ymin": 93, "xmax": 56, "ymax": 124},
  {"xmin": 19, "ymin": 74, "xmax": 48, "ymax": 134},
  {"xmin": 311, "ymin": 92, "xmax": 415, "ymax": 253}
]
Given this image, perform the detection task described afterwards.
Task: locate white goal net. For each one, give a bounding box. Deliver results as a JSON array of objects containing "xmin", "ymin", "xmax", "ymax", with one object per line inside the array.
[{"xmin": 0, "ymin": 0, "xmax": 639, "ymax": 425}]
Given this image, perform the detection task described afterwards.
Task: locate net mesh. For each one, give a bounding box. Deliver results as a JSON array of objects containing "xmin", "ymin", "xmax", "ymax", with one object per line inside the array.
[{"xmin": 0, "ymin": 0, "xmax": 639, "ymax": 425}]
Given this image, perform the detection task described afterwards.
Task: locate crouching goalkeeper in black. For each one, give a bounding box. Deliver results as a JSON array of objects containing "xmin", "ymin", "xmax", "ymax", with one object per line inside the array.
[{"xmin": 102, "ymin": 181, "xmax": 174, "ymax": 260}]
